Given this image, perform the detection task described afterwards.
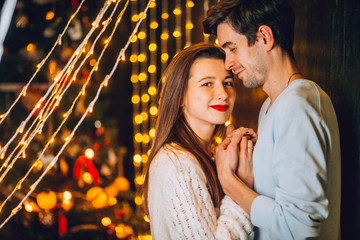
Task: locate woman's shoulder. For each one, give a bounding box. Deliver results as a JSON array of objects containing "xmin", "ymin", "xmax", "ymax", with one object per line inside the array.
[{"xmin": 150, "ymin": 143, "xmax": 203, "ymax": 175}]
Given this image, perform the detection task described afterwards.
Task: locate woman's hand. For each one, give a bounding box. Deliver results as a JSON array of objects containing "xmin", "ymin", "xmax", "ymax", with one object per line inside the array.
[{"xmin": 225, "ymin": 126, "xmax": 256, "ymax": 189}]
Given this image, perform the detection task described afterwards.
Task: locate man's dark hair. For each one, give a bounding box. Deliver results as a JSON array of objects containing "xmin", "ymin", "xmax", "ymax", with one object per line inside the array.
[{"xmin": 203, "ymin": 0, "xmax": 296, "ymax": 61}]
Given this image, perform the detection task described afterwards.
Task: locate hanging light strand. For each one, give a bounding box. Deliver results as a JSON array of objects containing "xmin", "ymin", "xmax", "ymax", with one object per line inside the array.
[
  {"xmin": 0, "ymin": 0, "xmax": 113, "ymax": 164},
  {"xmin": 0, "ymin": 0, "xmax": 115, "ymax": 180},
  {"xmin": 0, "ymin": 0, "xmax": 153, "ymax": 229},
  {"xmin": 0, "ymin": 0, "xmax": 125, "ymax": 196},
  {"xmin": 0, "ymin": 0, "xmax": 87, "ymax": 125}
]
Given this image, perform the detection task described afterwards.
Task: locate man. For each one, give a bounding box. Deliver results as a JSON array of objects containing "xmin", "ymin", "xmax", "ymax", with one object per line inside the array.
[{"xmin": 203, "ymin": 0, "xmax": 341, "ymax": 239}]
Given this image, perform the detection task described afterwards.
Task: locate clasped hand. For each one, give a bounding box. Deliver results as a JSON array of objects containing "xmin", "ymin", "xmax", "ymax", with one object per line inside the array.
[{"xmin": 215, "ymin": 124, "xmax": 257, "ymax": 189}]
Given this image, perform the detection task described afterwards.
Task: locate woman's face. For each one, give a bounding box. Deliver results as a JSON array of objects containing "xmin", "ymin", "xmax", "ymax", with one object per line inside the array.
[{"xmin": 182, "ymin": 57, "xmax": 235, "ymax": 130}]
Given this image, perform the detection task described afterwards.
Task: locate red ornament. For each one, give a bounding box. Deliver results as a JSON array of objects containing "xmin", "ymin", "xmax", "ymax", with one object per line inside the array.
[
  {"xmin": 58, "ymin": 214, "xmax": 68, "ymax": 235},
  {"xmin": 73, "ymin": 155, "xmax": 100, "ymax": 185}
]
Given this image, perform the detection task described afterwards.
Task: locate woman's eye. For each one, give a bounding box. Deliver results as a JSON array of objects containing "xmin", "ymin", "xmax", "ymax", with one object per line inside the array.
[
  {"xmin": 203, "ymin": 82, "xmax": 211, "ymax": 87},
  {"xmin": 230, "ymin": 48, "xmax": 236, "ymax": 52}
]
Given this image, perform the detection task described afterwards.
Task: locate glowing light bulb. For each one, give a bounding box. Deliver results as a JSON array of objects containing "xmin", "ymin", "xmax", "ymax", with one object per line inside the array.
[
  {"xmin": 161, "ymin": 13, "xmax": 169, "ymax": 19},
  {"xmin": 85, "ymin": 148, "xmax": 95, "ymax": 159},
  {"xmin": 101, "ymin": 217, "xmax": 112, "ymax": 226},
  {"xmin": 148, "ymin": 43, "xmax": 157, "ymax": 51},
  {"xmin": 133, "ymin": 154, "xmax": 142, "ymax": 163},
  {"xmin": 63, "ymin": 191, "xmax": 72, "ymax": 201},
  {"xmin": 173, "ymin": 8, "xmax": 182, "ymax": 15}
]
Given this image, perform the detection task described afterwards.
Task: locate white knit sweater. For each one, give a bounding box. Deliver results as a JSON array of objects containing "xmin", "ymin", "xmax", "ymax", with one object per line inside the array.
[{"xmin": 148, "ymin": 144, "xmax": 254, "ymax": 240}]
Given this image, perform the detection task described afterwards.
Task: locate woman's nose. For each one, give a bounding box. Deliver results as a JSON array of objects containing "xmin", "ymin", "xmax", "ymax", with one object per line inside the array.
[{"xmin": 215, "ymin": 85, "xmax": 228, "ymax": 100}]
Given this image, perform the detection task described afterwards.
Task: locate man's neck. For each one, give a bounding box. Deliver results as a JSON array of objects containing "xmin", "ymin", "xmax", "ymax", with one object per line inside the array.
[{"xmin": 262, "ymin": 52, "xmax": 302, "ymax": 104}]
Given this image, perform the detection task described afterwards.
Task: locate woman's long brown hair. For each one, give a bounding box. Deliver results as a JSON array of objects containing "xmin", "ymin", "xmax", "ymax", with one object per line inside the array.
[{"xmin": 142, "ymin": 43, "xmax": 229, "ymax": 215}]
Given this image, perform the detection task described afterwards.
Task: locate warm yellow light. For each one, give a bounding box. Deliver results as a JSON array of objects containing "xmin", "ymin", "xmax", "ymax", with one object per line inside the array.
[
  {"xmin": 133, "ymin": 154, "xmax": 142, "ymax": 163},
  {"xmin": 173, "ymin": 8, "xmax": 182, "ymax": 15},
  {"xmin": 130, "ymin": 74, "xmax": 139, "ymax": 83},
  {"xmin": 215, "ymin": 39, "xmax": 219, "ymax": 45},
  {"xmin": 46, "ymin": 11, "xmax": 55, "ymax": 20},
  {"xmin": 148, "ymin": 86, "xmax": 156, "ymax": 95},
  {"xmin": 83, "ymin": 172, "xmax": 93, "ymax": 184},
  {"xmin": 225, "ymin": 120, "xmax": 231, "ymax": 127},
  {"xmin": 26, "ymin": 43, "xmax": 35, "ymax": 52},
  {"xmin": 63, "ymin": 191, "xmax": 72, "ymax": 201},
  {"xmin": 148, "ymin": 65, "xmax": 156, "ymax": 74},
  {"xmin": 141, "ymin": 154, "xmax": 148, "ymax": 163},
  {"xmin": 138, "ymin": 73, "xmax": 147, "ymax": 82},
  {"xmin": 115, "ymin": 224, "xmax": 124, "ymax": 234},
  {"xmin": 186, "ymin": 23, "xmax": 194, "ymax": 30},
  {"xmin": 149, "ymin": 106, "xmax": 158, "ymax": 116},
  {"xmin": 173, "ymin": 30, "xmax": 181, "ymax": 38},
  {"xmin": 85, "ymin": 148, "xmax": 95, "ymax": 159},
  {"xmin": 131, "ymin": 95, "xmax": 140, "ymax": 104},
  {"xmin": 161, "ymin": 53, "xmax": 169, "ymax": 62},
  {"xmin": 24, "ymin": 202, "xmax": 33, "ymax": 212},
  {"xmin": 37, "ymin": 191, "xmax": 57, "ymax": 210},
  {"xmin": 141, "ymin": 94, "xmax": 150, "ymax": 103},
  {"xmin": 135, "ymin": 133, "xmax": 143, "ymax": 143},
  {"xmin": 215, "ymin": 137, "xmax": 223, "ymax": 144},
  {"xmin": 160, "ymin": 32, "xmax": 169, "ymax": 40},
  {"xmin": 203, "ymin": 33, "xmax": 210, "ymax": 38},
  {"xmin": 187, "ymin": 1, "xmax": 194, "ymax": 8},
  {"xmin": 49, "ymin": 61, "xmax": 57, "ymax": 74},
  {"xmin": 144, "ymin": 215, "xmax": 150, "ymax": 223},
  {"xmin": 149, "ymin": 1, "xmax": 156, "ymax": 8},
  {"xmin": 140, "ymin": 112, "xmax": 148, "ymax": 121},
  {"xmin": 131, "ymin": 14, "xmax": 139, "ymax": 22},
  {"xmin": 101, "ymin": 217, "xmax": 112, "ymax": 226},
  {"xmin": 161, "ymin": 13, "xmax": 169, "ymax": 19},
  {"xmin": 129, "ymin": 54, "xmax": 137, "ymax": 63},
  {"xmin": 138, "ymin": 31, "xmax": 146, "ymax": 39},
  {"xmin": 90, "ymin": 58, "xmax": 97, "ymax": 66},
  {"xmin": 108, "ymin": 197, "xmax": 117, "ymax": 206},
  {"xmin": 150, "ymin": 21, "xmax": 158, "ymax": 29},
  {"xmin": 134, "ymin": 115, "xmax": 143, "ymax": 124},
  {"xmin": 133, "ymin": 160, "xmax": 141, "ymax": 167},
  {"xmin": 135, "ymin": 176, "xmax": 144, "ymax": 185},
  {"xmin": 148, "ymin": 43, "xmax": 157, "ymax": 51},
  {"xmin": 35, "ymin": 160, "xmax": 43, "ymax": 169},
  {"xmin": 137, "ymin": 53, "xmax": 146, "ymax": 62},
  {"xmin": 131, "ymin": 35, "xmax": 137, "ymax": 43},
  {"xmin": 143, "ymin": 134, "xmax": 150, "ymax": 144},
  {"xmin": 139, "ymin": 12, "xmax": 147, "ymax": 19},
  {"xmin": 134, "ymin": 196, "xmax": 143, "ymax": 205},
  {"xmin": 149, "ymin": 128, "xmax": 156, "ymax": 138}
]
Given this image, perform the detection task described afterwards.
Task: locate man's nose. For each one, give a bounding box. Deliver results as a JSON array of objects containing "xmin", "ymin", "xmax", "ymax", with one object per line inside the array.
[{"xmin": 224, "ymin": 56, "xmax": 235, "ymax": 71}]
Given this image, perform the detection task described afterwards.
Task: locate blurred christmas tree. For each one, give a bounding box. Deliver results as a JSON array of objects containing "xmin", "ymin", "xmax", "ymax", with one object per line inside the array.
[{"xmin": 0, "ymin": 0, "xmax": 149, "ymax": 239}]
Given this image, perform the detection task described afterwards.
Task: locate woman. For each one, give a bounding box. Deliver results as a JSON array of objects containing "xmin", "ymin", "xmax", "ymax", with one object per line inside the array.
[{"xmin": 142, "ymin": 43, "xmax": 254, "ymax": 239}]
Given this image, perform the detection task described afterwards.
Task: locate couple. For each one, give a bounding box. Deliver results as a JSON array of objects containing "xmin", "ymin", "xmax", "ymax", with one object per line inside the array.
[{"xmin": 142, "ymin": 0, "xmax": 341, "ymax": 239}]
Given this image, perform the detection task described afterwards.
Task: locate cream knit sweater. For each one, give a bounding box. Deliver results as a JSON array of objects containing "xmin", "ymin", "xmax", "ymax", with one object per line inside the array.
[{"xmin": 148, "ymin": 144, "xmax": 254, "ymax": 240}]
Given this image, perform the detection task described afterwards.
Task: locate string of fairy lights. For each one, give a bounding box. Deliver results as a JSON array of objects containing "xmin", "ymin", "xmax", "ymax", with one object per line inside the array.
[
  {"xmin": 129, "ymin": 0, "xmax": 219, "ymax": 213},
  {"xmin": 0, "ymin": 0, "xmax": 222, "ymax": 231},
  {"xmin": 0, "ymin": 0, "xmax": 154, "ymax": 229}
]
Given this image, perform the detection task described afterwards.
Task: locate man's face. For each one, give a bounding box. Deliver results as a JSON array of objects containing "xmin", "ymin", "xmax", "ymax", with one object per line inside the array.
[{"xmin": 217, "ymin": 22, "xmax": 267, "ymax": 89}]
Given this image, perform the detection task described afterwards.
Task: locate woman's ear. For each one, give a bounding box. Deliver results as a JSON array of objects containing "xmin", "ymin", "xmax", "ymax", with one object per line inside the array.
[{"xmin": 258, "ymin": 25, "xmax": 275, "ymax": 51}]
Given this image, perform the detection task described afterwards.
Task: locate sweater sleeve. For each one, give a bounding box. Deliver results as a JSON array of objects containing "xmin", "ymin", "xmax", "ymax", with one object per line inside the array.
[
  {"xmin": 150, "ymin": 149, "xmax": 253, "ymax": 240},
  {"xmin": 251, "ymin": 108, "xmax": 330, "ymax": 239}
]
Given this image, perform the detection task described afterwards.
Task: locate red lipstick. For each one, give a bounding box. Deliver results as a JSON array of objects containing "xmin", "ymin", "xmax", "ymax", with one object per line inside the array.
[{"xmin": 210, "ymin": 105, "xmax": 228, "ymax": 112}]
